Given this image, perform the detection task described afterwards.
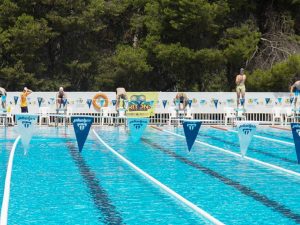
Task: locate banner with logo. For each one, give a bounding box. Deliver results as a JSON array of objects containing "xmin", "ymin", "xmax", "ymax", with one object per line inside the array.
[
  {"xmin": 71, "ymin": 116, "xmax": 93, "ymax": 152},
  {"xmin": 127, "ymin": 92, "xmax": 158, "ymax": 117},
  {"xmin": 237, "ymin": 122, "xmax": 258, "ymax": 157},
  {"xmin": 128, "ymin": 118, "xmax": 149, "ymax": 142},
  {"xmin": 183, "ymin": 120, "xmax": 202, "ymax": 151},
  {"xmin": 16, "ymin": 114, "xmax": 38, "ymax": 151},
  {"xmin": 291, "ymin": 123, "xmax": 300, "ymax": 164}
]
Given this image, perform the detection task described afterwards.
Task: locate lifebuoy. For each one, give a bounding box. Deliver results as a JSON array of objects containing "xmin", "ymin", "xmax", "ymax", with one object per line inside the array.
[{"xmin": 92, "ymin": 93, "xmax": 109, "ymax": 110}]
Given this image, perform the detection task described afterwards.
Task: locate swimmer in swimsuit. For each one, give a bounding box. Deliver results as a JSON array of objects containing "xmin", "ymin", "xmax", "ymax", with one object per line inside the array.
[
  {"xmin": 56, "ymin": 87, "xmax": 67, "ymax": 109},
  {"xmin": 236, "ymin": 68, "xmax": 246, "ymax": 108},
  {"xmin": 0, "ymin": 87, "xmax": 7, "ymax": 109},
  {"xmin": 290, "ymin": 80, "xmax": 300, "ymax": 107},
  {"xmin": 175, "ymin": 92, "xmax": 188, "ymax": 111}
]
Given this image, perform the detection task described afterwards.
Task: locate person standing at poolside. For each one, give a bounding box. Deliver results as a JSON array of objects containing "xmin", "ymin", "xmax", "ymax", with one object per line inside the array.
[
  {"xmin": 0, "ymin": 87, "xmax": 7, "ymax": 109},
  {"xmin": 290, "ymin": 79, "xmax": 300, "ymax": 107},
  {"xmin": 20, "ymin": 87, "xmax": 32, "ymax": 113},
  {"xmin": 116, "ymin": 87, "xmax": 128, "ymax": 111},
  {"xmin": 236, "ymin": 68, "xmax": 246, "ymax": 108},
  {"xmin": 56, "ymin": 87, "xmax": 67, "ymax": 110}
]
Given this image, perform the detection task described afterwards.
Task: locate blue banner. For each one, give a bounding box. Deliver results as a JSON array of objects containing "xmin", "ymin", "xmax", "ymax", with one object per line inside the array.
[
  {"xmin": 112, "ymin": 100, "xmax": 117, "ymax": 106},
  {"xmin": 188, "ymin": 99, "xmax": 192, "ymax": 108},
  {"xmin": 14, "ymin": 96, "xmax": 19, "ymax": 105},
  {"xmin": 291, "ymin": 123, "xmax": 300, "ymax": 163},
  {"xmin": 290, "ymin": 97, "xmax": 294, "ymax": 105},
  {"xmin": 37, "ymin": 97, "xmax": 43, "ymax": 107},
  {"xmin": 16, "ymin": 114, "xmax": 38, "ymax": 152},
  {"xmin": 128, "ymin": 118, "xmax": 149, "ymax": 142},
  {"xmin": 237, "ymin": 122, "xmax": 257, "ymax": 157},
  {"xmin": 183, "ymin": 120, "xmax": 202, "ymax": 151},
  {"xmin": 99, "ymin": 99, "xmax": 105, "ymax": 107},
  {"xmin": 162, "ymin": 100, "xmax": 168, "ymax": 108},
  {"xmin": 71, "ymin": 116, "xmax": 93, "ymax": 152},
  {"xmin": 86, "ymin": 99, "xmax": 92, "ymax": 108},
  {"xmin": 265, "ymin": 98, "xmax": 270, "ymax": 104},
  {"xmin": 213, "ymin": 99, "xmax": 218, "ymax": 109}
]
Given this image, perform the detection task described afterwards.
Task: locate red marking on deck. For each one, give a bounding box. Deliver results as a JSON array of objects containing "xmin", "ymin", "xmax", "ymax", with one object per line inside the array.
[{"xmin": 269, "ymin": 126, "xmax": 291, "ymax": 131}]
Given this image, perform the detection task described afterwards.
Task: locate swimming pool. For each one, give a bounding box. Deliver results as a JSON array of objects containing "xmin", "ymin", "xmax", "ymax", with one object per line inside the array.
[{"xmin": 1, "ymin": 125, "xmax": 300, "ymax": 224}]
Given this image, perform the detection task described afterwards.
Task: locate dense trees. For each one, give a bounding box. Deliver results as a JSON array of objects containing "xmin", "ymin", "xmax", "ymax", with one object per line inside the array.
[{"xmin": 0, "ymin": 0, "xmax": 299, "ymax": 91}]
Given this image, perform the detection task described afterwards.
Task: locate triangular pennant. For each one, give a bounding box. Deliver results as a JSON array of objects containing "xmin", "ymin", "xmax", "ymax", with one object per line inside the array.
[
  {"xmin": 200, "ymin": 99, "xmax": 206, "ymax": 105},
  {"xmin": 71, "ymin": 116, "xmax": 93, "ymax": 152},
  {"xmin": 277, "ymin": 97, "xmax": 282, "ymax": 104},
  {"xmin": 99, "ymin": 99, "xmax": 105, "ymax": 107},
  {"xmin": 240, "ymin": 98, "xmax": 245, "ymax": 106},
  {"xmin": 254, "ymin": 98, "xmax": 258, "ymax": 104},
  {"xmin": 128, "ymin": 118, "xmax": 149, "ymax": 142},
  {"xmin": 15, "ymin": 114, "xmax": 38, "ymax": 152},
  {"xmin": 237, "ymin": 122, "xmax": 258, "ymax": 157},
  {"xmin": 213, "ymin": 99, "xmax": 219, "ymax": 109},
  {"xmin": 290, "ymin": 97, "xmax": 294, "ymax": 104},
  {"xmin": 265, "ymin": 98, "xmax": 270, "ymax": 104},
  {"xmin": 183, "ymin": 120, "xmax": 202, "ymax": 151},
  {"xmin": 175, "ymin": 99, "xmax": 180, "ymax": 107},
  {"xmin": 14, "ymin": 96, "xmax": 19, "ymax": 105},
  {"xmin": 291, "ymin": 123, "xmax": 300, "ymax": 163},
  {"xmin": 86, "ymin": 99, "xmax": 92, "ymax": 109},
  {"xmin": 62, "ymin": 98, "xmax": 68, "ymax": 107},
  {"xmin": 112, "ymin": 100, "xmax": 117, "ymax": 106},
  {"xmin": 37, "ymin": 97, "xmax": 43, "ymax": 107},
  {"xmin": 162, "ymin": 100, "xmax": 168, "ymax": 108},
  {"xmin": 188, "ymin": 99, "xmax": 192, "ymax": 108},
  {"xmin": 124, "ymin": 100, "xmax": 129, "ymax": 109}
]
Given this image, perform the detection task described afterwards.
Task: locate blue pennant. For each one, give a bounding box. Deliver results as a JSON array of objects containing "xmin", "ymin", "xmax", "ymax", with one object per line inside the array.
[
  {"xmin": 200, "ymin": 100, "xmax": 206, "ymax": 105},
  {"xmin": 71, "ymin": 116, "xmax": 93, "ymax": 152},
  {"xmin": 291, "ymin": 123, "xmax": 300, "ymax": 164},
  {"xmin": 290, "ymin": 97, "xmax": 294, "ymax": 104},
  {"xmin": 62, "ymin": 98, "xmax": 68, "ymax": 107},
  {"xmin": 183, "ymin": 120, "xmax": 202, "ymax": 151},
  {"xmin": 14, "ymin": 96, "xmax": 19, "ymax": 105},
  {"xmin": 86, "ymin": 99, "xmax": 92, "ymax": 109},
  {"xmin": 37, "ymin": 97, "xmax": 43, "ymax": 107},
  {"xmin": 213, "ymin": 99, "xmax": 219, "ymax": 109},
  {"xmin": 112, "ymin": 100, "xmax": 117, "ymax": 106},
  {"xmin": 162, "ymin": 100, "xmax": 168, "ymax": 108},
  {"xmin": 277, "ymin": 97, "xmax": 282, "ymax": 104},
  {"xmin": 188, "ymin": 99, "xmax": 192, "ymax": 108},
  {"xmin": 128, "ymin": 118, "xmax": 149, "ymax": 142},
  {"xmin": 240, "ymin": 98, "xmax": 245, "ymax": 106},
  {"xmin": 265, "ymin": 98, "xmax": 270, "ymax": 104},
  {"xmin": 99, "ymin": 99, "xmax": 105, "ymax": 107}
]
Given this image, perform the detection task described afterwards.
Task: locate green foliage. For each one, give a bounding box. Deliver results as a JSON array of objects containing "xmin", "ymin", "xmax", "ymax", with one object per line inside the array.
[{"xmin": 0, "ymin": 0, "xmax": 299, "ymax": 91}]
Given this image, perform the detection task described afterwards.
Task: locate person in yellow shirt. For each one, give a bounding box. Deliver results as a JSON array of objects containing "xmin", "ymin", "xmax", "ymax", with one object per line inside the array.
[{"xmin": 20, "ymin": 87, "xmax": 32, "ymax": 113}]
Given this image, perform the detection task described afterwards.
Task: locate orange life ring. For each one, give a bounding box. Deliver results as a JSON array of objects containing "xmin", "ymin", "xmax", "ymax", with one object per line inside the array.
[{"xmin": 92, "ymin": 93, "xmax": 109, "ymax": 110}]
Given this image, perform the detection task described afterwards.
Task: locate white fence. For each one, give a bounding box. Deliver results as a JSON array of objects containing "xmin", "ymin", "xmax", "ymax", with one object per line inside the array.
[{"xmin": 1, "ymin": 92, "xmax": 297, "ymax": 125}]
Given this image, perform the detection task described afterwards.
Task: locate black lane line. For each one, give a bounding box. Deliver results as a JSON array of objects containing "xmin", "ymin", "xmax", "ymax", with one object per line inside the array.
[
  {"xmin": 197, "ymin": 133, "xmax": 298, "ymax": 164},
  {"xmin": 142, "ymin": 138, "xmax": 300, "ymax": 224},
  {"xmin": 66, "ymin": 141, "xmax": 124, "ymax": 225}
]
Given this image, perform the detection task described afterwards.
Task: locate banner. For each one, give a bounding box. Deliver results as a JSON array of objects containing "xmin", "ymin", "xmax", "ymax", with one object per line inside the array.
[
  {"xmin": 37, "ymin": 97, "xmax": 43, "ymax": 107},
  {"xmin": 290, "ymin": 97, "xmax": 294, "ymax": 105},
  {"xmin": 86, "ymin": 99, "xmax": 92, "ymax": 109},
  {"xmin": 16, "ymin": 114, "xmax": 38, "ymax": 152},
  {"xmin": 62, "ymin": 98, "xmax": 68, "ymax": 107},
  {"xmin": 112, "ymin": 100, "xmax": 117, "ymax": 106},
  {"xmin": 183, "ymin": 120, "xmax": 202, "ymax": 151},
  {"xmin": 237, "ymin": 122, "xmax": 258, "ymax": 157},
  {"xmin": 162, "ymin": 100, "xmax": 168, "ymax": 108},
  {"xmin": 128, "ymin": 118, "xmax": 149, "ymax": 142},
  {"xmin": 71, "ymin": 116, "xmax": 93, "ymax": 152},
  {"xmin": 240, "ymin": 98, "xmax": 245, "ymax": 106},
  {"xmin": 265, "ymin": 98, "xmax": 271, "ymax": 104},
  {"xmin": 127, "ymin": 92, "xmax": 158, "ymax": 117},
  {"xmin": 99, "ymin": 99, "xmax": 105, "ymax": 107},
  {"xmin": 291, "ymin": 123, "xmax": 300, "ymax": 164},
  {"xmin": 277, "ymin": 97, "xmax": 282, "ymax": 104}
]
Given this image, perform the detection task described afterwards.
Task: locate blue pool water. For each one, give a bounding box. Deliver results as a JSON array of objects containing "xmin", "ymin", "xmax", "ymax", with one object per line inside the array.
[{"xmin": 1, "ymin": 125, "xmax": 300, "ymax": 224}]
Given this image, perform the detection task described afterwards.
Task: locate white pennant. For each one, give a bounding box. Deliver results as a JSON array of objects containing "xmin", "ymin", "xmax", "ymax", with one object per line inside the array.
[
  {"xmin": 237, "ymin": 121, "xmax": 258, "ymax": 157},
  {"xmin": 16, "ymin": 114, "xmax": 38, "ymax": 153}
]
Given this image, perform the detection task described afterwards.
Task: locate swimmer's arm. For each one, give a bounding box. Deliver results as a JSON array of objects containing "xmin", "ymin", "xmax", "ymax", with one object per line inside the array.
[
  {"xmin": 290, "ymin": 84, "xmax": 295, "ymax": 95},
  {"xmin": 235, "ymin": 75, "xmax": 240, "ymax": 84}
]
